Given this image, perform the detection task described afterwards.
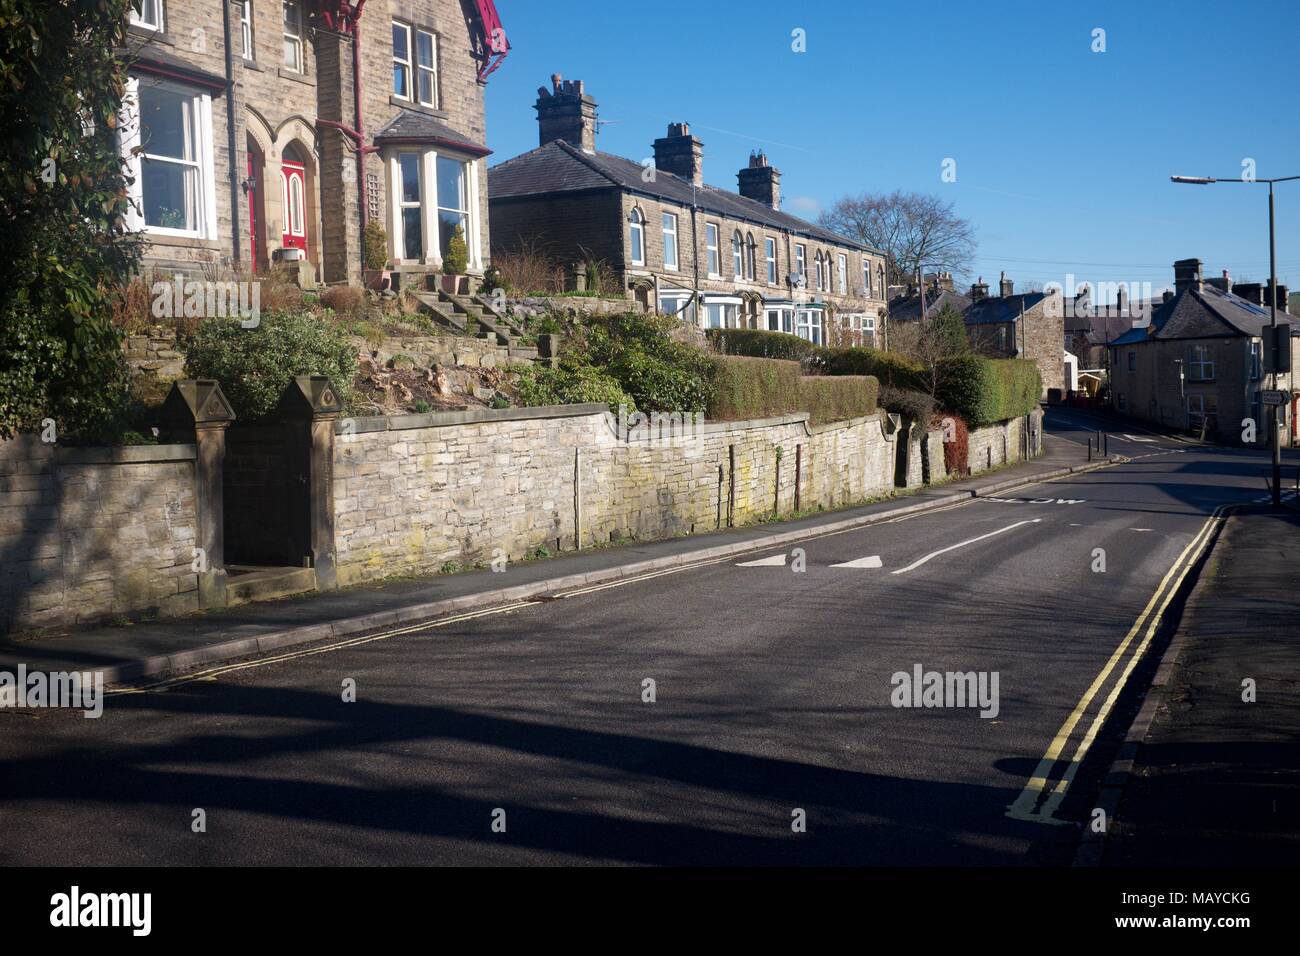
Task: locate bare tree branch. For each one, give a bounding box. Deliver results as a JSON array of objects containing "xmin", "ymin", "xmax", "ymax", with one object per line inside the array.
[{"xmin": 819, "ymin": 191, "xmax": 977, "ymax": 288}]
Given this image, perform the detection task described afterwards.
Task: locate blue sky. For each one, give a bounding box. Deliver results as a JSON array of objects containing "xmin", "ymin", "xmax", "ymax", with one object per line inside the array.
[{"xmin": 484, "ymin": 0, "xmax": 1300, "ymax": 301}]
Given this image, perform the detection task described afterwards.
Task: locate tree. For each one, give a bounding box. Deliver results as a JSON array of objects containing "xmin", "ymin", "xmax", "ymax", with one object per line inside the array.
[
  {"xmin": 0, "ymin": 0, "xmax": 142, "ymax": 441},
  {"xmin": 818, "ymin": 191, "xmax": 976, "ymax": 288},
  {"xmin": 890, "ymin": 303, "xmax": 970, "ymax": 398}
]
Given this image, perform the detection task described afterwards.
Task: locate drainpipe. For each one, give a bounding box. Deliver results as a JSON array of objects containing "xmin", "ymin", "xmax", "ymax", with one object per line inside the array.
[
  {"xmin": 221, "ymin": 0, "xmax": 241, "ymax": 266},
  {"xmin": 317, "ymin": 1, "xmax": 377, "ymax": 272}
]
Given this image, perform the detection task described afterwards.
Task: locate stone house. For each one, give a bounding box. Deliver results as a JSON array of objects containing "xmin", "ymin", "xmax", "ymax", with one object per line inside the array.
[
  {"xmin": 1108, "ymin": 258, "xmax": 1299, "ymax": 446},
  {"xmin": 888, "ymin": 271, "xmax": 1065, "ymax": 398},
  {"xmin": 120, "ymin": 0, "xmax": 507, "ymax": 287},
  {"xmin": 488, "ymin": 76, "xmax": 891, "ymax": 346}
]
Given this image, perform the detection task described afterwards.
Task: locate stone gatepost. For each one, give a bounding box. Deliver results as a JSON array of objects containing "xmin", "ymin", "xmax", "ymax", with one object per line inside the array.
[
  {"xmin": 277, "ymin": 376, "xmax": 343, "ymax": 591},
  {"xmin": 160, "ymin": 380, "xmax": 236, "ymax": 609}
]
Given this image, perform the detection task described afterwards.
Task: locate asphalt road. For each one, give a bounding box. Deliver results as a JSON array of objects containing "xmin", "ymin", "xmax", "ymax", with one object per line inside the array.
[{"xmin": 0, "ymin": 408, "xmax": 1284, "ymax": 865}]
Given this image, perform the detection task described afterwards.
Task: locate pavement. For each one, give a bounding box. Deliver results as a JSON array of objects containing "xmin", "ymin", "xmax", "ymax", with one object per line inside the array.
[
  {"xmin": 0, "ymin": 424, "xmax": 1103, "ymax": 684},
  {"xmin": 1099, "ymin": 505, "xmax": 1300, "ymax": 866},
  {"xmin": 1, "ymin": 406, "xmax": 1291, "ymax": 866}
]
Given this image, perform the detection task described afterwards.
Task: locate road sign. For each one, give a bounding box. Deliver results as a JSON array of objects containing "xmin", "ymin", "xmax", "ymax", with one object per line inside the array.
[{"xmin": 1261, "ymin": 390, "xmax": 1287, "ymax": 407}]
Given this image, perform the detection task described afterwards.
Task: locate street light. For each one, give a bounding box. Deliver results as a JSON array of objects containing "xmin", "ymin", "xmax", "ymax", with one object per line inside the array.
[{"xmin": 1171, "ymin": 172, "xmax": 1300, "ymax": 506}]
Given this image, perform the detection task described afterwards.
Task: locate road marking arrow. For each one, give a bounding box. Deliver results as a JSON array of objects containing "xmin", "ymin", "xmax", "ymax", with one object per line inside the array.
[
  {"xmin": 829, "ymin": 555, "xmax": 883, "ymax": 569},
  {"xmin": 890, "ymin": 519, "xmax": 1043, "ymax": 575},
  {"xmin": 735, "ymin": 554, "xmax": 787, "ymax": 567}
]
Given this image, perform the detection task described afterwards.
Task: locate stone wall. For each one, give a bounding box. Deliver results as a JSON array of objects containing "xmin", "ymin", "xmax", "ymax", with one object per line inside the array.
[
  {"xmin": 967, "ymin": 411, "xmax": 1041, "ymax": 474},
  {"xmin": 0, "ymin": 438, "xmax": 200, "ymax": 632},
  {"xmin": 332, "ymin": 404, "xmax": 924, "ymax": 586},
  {"xmin": 123, "ymin": 326, "xmax": 185, "ymax": 378}
]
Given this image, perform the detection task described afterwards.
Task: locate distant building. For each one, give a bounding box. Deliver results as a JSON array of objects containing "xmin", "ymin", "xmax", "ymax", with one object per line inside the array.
[{"xmin": 1108, "ymin": 258, "xmax": 1300, "ymax": 446}]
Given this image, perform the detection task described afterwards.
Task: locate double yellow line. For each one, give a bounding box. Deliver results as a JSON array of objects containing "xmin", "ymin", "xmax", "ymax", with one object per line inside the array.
[{"xmin": 1006, "ymin": 503, "xmax": 1232, "ymax": 825}]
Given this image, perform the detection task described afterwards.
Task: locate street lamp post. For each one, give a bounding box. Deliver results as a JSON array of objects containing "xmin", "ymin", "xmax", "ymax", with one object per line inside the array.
[{"xmin": 1171, "ymin": 173, "xmax": 1300, "ymax": 506}]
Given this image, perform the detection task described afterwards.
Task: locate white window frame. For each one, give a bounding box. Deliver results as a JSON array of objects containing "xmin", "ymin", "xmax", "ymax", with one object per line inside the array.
[
  {"xmin": 795, "ymin": 244, "xmax": 806, "ymax": 280},
  {"xmin": 765, "ymin": 307, "xmax": 793, "ymax": 334},
  {"xmin": 415, "ymin": 29, "xmax": 438, "ymax": 108},
  {"xmin": 863, "ymin": 258, "xmax": 873, "ymax": 298},
  {"xmin": 706, "ymin": 222, "xmax": 720, "ymax": 277},
  {"xmin": 746, "ymin": 233, "xmax": 756, "ymax": 280},
  {"xmin": 120, "ymin": 76, "xmax": 217, "ymax": 241},
  {"xmin": 765, "ymin": 237, "xmax": 777, "ymax": 285},
  {"xmin": 240, "ymin": 1, "xmax": 254, "ymax": 59},
  {"xmin": 662, "ymin": 212, "xmax": 679, "ymax": 271},
  {"xmin": 130, "ymin": 0, "xmax": 164, "ymax": 32},
  {"xmin": 796, "ymin": 308, "xmax": 823, "ymax": 345},
  {"xmin": 658, "ymin": 290, "xmax": 694, "ymax": 322},
  {"xmin": 629, "ymin": 208, "xmax": 645, "ymax": 266},
  {"xmin": 283, "ymin": 1, "xmax": 304, "ymax": 74},
  {"xmin": 385, "ymin": 148, "xmax": 482, "ymax": 270},
  {"xmin": 732, "ymin": 230, "xmax": 743, "ymax": 279},
  {"xmin": 1188, "ymin": 344, "xmax": 1214, "ymax": 382},
  {"xmin": 392, "ymin": 21, "xmax": 413, "ymax": 100},
  {"xmin": 837, "ymin": 254, "xmax": 848, "ymax": 294},
  {"xmin": 1250, "ymin": 339, "xmax": 1262, "ymax": 380}
]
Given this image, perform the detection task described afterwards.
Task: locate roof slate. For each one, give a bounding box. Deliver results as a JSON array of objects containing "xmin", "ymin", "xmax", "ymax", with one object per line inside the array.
[
  {"xmin": 373, "ymin": 111, "xmax": 490, "ymax": 156},
  {"xmin": 489, "ymin": 140, "xmax": 881, "ymax": 253},
  {"xmin": 1109, "ymin": 283, "xmax": 1299, "ymax": 345}
]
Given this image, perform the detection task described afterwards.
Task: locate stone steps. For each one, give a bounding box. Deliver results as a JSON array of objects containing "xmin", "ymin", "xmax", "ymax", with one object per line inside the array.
[{"xmin": 225, "ymin": 565, "xmax": 317, "ymax": 606}]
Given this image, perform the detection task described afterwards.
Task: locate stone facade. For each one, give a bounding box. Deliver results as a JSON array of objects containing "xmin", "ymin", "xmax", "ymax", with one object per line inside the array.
[
  {"xmin": 0, "ymin": 438, "xmax": 200, "ymax": 632},
  {"xmin": 125, "ymin": 0, "xmax": 499, "ymax": 287},
  {"xmin": 489, "ymin": 77, "xmax": 890, "ymax": 346}
]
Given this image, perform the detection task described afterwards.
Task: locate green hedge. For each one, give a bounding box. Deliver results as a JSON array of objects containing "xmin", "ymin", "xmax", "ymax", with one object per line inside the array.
[
  {"xmin": 706, "ymin": 327, "xmax": 820, "ymax": 362},
  {"xmin": 934, "ymin": 355, "xmax": 1041, "ymax": 427},
  {"xmin": 809, "ymin": 346, "xmax": 928, "ymax": 391},
  {"xmin": 705, "ymin": 356, "xmax": 878, "ymax": 425}
]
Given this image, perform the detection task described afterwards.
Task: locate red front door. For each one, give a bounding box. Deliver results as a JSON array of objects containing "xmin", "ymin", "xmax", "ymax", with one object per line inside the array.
[{"xmin": 281, "ymin": 161, "xmax": 307, "ymax": 252}]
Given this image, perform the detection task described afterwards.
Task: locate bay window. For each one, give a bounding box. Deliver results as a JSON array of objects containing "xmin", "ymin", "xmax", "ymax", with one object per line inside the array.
[
  {"xmin": 120, "ymin": 77, "xmax": 216, "ymax": 240},
  {"xmin": 386, "ymin": 149, "xmax": 481, "ymax": 268},
  {"xmin": 796, "ymin": 307, "xmax": 823, "ymax": 345}
]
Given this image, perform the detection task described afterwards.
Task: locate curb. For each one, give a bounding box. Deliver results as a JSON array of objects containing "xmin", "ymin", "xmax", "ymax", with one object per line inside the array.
[
  {"xmin": 1071, "ymin": 507, "xmax": 1235, "ymax": 867},
  {"xmin": 101, "ymin": 456, "xmax": 1115, "ymax": 687}
]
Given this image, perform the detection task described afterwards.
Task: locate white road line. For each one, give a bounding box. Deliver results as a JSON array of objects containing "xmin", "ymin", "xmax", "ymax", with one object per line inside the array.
[
  {"xmin": 829, "ymin": 555, "xmax": 883, "ymax": 569},
  {"xmin": 889, "ymin": 519, "xmax": 1043, "ymax": 575},
  {"xmin": 735, "ymin": 553, "xmax": 787, "ymax": 567}
]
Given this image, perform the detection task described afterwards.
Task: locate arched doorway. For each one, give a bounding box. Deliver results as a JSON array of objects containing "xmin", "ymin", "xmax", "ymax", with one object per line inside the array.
[
  {"xmin": 280, "ymin": 142, "xmax": 309, "ymax": 256},
  {"xmin": 245, "ymin": 135, "xmax": 267, "ymax": 275}
]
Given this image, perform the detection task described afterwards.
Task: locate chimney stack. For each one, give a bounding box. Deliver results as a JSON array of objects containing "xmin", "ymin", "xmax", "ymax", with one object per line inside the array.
[
  {"xmin": 999, "ymin": 271, "xmax": 1014, "ymax": 298},
  {"xmin": 737, "ymin": 151, "xmax": 781, "ymax": 209},
  {"xmin": 1173, "ymin": 257, "xmax": 1203, "ymax": 294},
  {"xmin": 653, "ymin": 122, "xmax": 704, "ymax": 188},
  {"xmin": 535, "ymin": 74, "xmax": 598, "ymax": 153},
  {"xmin": 970, "ymin": 277, "xmax": 989, "ymax": 302},
  {"xmin": 1116, "ymin": 284, "xmax": 1128, "ymax": 315},
  {"xmin": 923, "ymin": 271, "xmax": 954, "ymax": 293}
]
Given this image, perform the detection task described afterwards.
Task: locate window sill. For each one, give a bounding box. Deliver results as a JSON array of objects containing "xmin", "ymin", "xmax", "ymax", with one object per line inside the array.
[
  {"xmin": 128, "ymin": 26, "xmax": 173, "ymax": 46},
  {"xmin": 388, "ymin": 95, "xmax": 447, "ymax": 118},
  {"xmin": 243, "ymin": 58, "xmax": 263, "ymax": 72},
  {"xmin": 278, "ymin": 67, "xmax": 314, "ymax": 86}
]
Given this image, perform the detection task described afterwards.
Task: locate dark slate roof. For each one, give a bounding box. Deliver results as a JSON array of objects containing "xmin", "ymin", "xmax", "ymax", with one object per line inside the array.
[
  {"xmin": 963, "ymin": 292, "xmax": 1050, "ymax": 326},
  {"xmin": 373, "ymin": 110, "xmax": 490, "ymax": 156},
  {"xmin": 489, "ymin": 140, "xmax": 882, "ymax": 254},
  {"xmin": 1109, "ymin": 283, "xmax": 1300, "ymax": 346},
  {"xmin": 887, "ymin": 288, "xmax": 972, "ymax": 323},
  {"xmin": 125, "ymin": 45, "xmax": 228, "ymax": 92}
]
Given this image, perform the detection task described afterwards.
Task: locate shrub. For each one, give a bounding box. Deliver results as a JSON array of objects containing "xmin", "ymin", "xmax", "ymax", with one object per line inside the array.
[
  {"xmin": 482, "ymin": 264, "xmax": 508, "ymax": 292},
  {"xmin": 576, "ymin": 313, "xmax": 715, "ymax": 413},
  {"xmin": 940, "ymin": 414, "xmax": 970, "ymax": 475},
  {"xmin": 492, "ymin": 238, "xmax": 566, "ymax": 294},
  {"xmin": 443, "ymin": 224, "xmax": 468, "ymax": 275},
  {"xmin": 810, "ymin": 346, "xmax": 928, "ymax": 391},
  {"xmin": 1, "ymin": 0, "xmax": 142, "ymax": 441},
  {"xmin": 879, "ymin": 385, "xmax": 935, "ymax": 424},
  {"xmin": 514, "ymin": 361, "xmax": 633, "ymax": 409},
  {"xmin": 320, "ymin": 284, "xmax": 366, "ymax": 317},
  {"xmin": 934, "ymin": 355, "xmax": 1041, "ymax": 427},
  {"xmin": 363, "ymin": 220, "xmax": 389, "ymax": 271},
  {"xmin": 705, "ymin": 356, "xmax": 878, "ymax": 425},
  {"xmin": 183, "ymin": 311, "xmax": 358, "ymax": 420},
  {"xmin": 706, "ymin": 328, "xmax": 820, "ymax": 362},
  {"xmin": 257, "ymin": 270, "xmax": 306, "ymax": 313}
]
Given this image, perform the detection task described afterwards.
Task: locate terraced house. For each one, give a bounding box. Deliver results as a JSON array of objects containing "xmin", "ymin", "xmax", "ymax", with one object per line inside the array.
[
  {"xmin": 489, "ymin": 76, "xmax": 891, "ymax": 346},
  {"xmin": 121, "ymin": 0, "xmax": 508, "ymax": 286}
]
